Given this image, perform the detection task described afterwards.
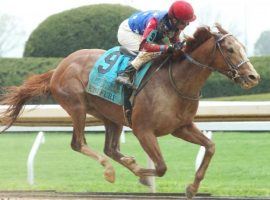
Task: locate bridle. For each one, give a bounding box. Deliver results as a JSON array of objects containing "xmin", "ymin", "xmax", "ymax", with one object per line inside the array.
[
  {"xmin": 169, "ymin": 33, "xmax": 250, "ymax": 101},
  {"xmin": 184, "ymin": 33, "xmax": 250, "ymax": 80}
]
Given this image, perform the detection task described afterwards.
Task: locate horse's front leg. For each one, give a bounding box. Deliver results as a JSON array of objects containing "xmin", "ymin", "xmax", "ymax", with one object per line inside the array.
[
  {"xmin": 132, "ymin": 127, "xmax": 167, "ymax": 179},
  {"xmin": 172, "ymin": 123, "xmax": 215, "ymax": 200},
  {"xmin": 103, "ymin": 120, "xmax": 164, "ymax": 185}
]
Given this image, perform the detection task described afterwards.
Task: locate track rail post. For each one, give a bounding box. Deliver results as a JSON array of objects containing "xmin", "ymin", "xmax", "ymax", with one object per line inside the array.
[{"xmin": 27, "ymin": 131, "xmax": 45, "ymax": 185}]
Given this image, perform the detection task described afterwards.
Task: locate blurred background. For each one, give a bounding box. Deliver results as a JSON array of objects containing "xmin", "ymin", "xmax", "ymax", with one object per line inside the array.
[{"xmin": 0, "ymin": 0, "xmax": 269, "ymax": 57}]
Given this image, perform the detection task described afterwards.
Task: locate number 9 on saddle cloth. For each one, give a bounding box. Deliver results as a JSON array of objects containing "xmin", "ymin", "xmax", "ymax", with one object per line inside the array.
[{"xmin": 86, "ymin": 46, "xmax": 153, "ymax": 125}]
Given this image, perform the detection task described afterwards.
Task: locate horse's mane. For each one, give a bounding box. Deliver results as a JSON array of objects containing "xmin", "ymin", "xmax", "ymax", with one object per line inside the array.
[{"xmin": 184, "ymin": 26, "xmax": 212, "ymax": 53}]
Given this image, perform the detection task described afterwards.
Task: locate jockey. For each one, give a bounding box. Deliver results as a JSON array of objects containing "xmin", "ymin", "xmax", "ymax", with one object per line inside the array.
[{"xmin": 116, "ymin": 0, "xmax": 196, "ymax": 88}]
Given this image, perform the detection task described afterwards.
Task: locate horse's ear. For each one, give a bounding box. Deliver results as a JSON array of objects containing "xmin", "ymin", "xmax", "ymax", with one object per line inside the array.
[{"xmin": 214, "ymin": 22, "xmax": 229, "ymax": 34}]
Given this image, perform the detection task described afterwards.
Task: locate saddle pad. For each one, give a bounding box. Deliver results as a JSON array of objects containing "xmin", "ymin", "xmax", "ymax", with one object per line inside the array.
[{"xmin": 86, "ymin": 46, "xmax": 152, "ymax": 105}]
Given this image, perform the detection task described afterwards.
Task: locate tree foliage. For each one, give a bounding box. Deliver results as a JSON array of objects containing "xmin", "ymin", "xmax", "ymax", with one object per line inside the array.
[
  {"xmin": 254, "ymin": 31, "xmax": 270, "ymax": 56},
  {"xmin": 23, "ymin": 4, "xmax": 138, "ymax": 57}
]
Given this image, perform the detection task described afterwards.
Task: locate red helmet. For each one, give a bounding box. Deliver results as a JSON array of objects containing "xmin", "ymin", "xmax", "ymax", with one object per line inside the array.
[{"xmin": 168, "ymin": 1, "xmax": 196, "ymax": 22}]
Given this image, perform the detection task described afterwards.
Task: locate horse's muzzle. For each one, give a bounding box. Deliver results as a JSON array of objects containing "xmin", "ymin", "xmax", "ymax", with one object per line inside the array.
[{"xmin": 235, "ymin": 72, "xmax": 260, "ymax": 89}]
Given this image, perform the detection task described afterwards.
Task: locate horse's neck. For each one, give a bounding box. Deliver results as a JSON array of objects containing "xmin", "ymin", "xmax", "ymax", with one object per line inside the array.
[{"xmin": 173, "ymin": 41, "xmax": 214, "ymax": 97}]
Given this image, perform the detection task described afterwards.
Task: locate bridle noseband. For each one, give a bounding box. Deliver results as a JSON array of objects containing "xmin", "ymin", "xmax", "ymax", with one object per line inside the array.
[{"xmin": 169, "ymin": 33, "xmax": 250, "ymax": 101}]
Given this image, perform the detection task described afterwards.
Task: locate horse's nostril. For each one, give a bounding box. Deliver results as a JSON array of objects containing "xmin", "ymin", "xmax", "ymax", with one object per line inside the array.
[{"xmin": 248, "ymin": 75, "xmax": 257, "ymax": 81}]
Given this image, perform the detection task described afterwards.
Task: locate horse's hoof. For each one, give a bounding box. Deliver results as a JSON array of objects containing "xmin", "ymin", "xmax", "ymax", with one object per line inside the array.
[
  {"xmin": 185, "ymin": 184, "xmax": 196, "ymax": 199},
  {"xmin": 120, "ymin": 156, "xmax": 136, "ymax": 165},
  {"xmin": 139, "ymin": 176, "xmax": 152, "ymax": 187},
  {"xmin": 104, "ymin": 166, "xmax": 115, "ymax": 183}
]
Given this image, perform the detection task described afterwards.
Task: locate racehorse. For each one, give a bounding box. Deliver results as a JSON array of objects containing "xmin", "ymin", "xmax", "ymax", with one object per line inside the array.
[{"xmin": 0, "ymin": 24, "xmax": 260, "ymax": 199}]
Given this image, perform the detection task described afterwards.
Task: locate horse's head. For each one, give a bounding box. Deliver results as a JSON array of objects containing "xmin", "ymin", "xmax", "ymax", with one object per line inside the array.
[
  {"xmin": 212, "ymin": 23, "xmax": 260, "ymax": 89},
  {"xmin": 183, "ymin": 24, "xmax": 260, "ymax": 89}
]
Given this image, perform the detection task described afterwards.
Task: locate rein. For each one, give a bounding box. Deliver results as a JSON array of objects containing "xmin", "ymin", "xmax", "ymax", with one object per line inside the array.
[
  {"xmin": 168, "ymin": 61, "xmax": 202, "ymax": 101},
  {"xmin": 134, "ymin": 55, "xmax": 171, "ymax": 97},
  {"xmin": 168, "ymin": 33, "xmax": 250, "ymax": 101},
  {"xmin": 135, "ymin": 33, "xmax": 250, "ymax": 102}
]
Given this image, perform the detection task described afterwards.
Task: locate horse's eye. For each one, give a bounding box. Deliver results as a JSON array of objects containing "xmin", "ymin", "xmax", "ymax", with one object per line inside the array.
[{"xmin": 227, "ymin": 47, "xmax": 234, "ymax": 53}]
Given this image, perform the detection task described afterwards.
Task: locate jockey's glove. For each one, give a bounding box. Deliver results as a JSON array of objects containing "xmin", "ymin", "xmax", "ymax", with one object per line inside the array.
[{"xmin": 166, "ymin": 45, "xmax": 175, "ymax": 53}]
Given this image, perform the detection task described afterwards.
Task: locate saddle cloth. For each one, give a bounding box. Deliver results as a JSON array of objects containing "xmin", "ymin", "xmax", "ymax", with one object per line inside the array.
[{"xmin": 86, "ymin": 46, "xmax": 152, "ymax": 105}]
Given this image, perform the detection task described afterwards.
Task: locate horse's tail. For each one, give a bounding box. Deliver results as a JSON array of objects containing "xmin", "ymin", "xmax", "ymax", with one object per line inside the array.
[{"xmin": 0, "ymin": 70, "xmax": 54, "ymax": 132}]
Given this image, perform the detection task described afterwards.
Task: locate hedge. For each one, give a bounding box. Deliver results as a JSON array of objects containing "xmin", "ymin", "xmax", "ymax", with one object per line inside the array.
[
  {"xmin": 0, "ymin": 57, "xmax": 61, "ymax": 87},
  {"xmin": 0, "ymin": 56, "xmax": 269, "ymax": 103},
  {"xmin": 202, "ymin": 56, "xmax": 270, "ymax": 97},
  {"xmin": 0, "ymin": 57, "xmax": 61, "ymax": 104},
  {"xmin": 23, "ymin": 4, "xmax": 138, "ymax": 57}
]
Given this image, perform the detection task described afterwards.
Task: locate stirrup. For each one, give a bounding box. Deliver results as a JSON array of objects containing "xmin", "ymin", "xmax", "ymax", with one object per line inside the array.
[
  {"xmin": 116, "ymin": 76, "xmax": 135, "ymax": 89},
  {"xmin": 116, "ymin": 75, "xmax": 131, "ymax": 84}
]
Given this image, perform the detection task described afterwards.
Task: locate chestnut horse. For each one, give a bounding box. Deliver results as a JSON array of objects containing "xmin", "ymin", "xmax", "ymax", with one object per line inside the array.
[{"xmin": 0, "ymin": 25, "xmax": 259, "ymax": 199}]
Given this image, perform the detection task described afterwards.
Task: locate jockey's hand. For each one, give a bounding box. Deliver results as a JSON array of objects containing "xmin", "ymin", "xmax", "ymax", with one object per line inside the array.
[
  {"xmin": 166, "ymin": 40, "xmax": 186, "ymax": 53},
  {"xmin": 166, "ymin": 45, "xmax": 175, "ymax": 53},
  {"xmin": 173, "ymin": 41, "xmax": 186, "ymax": 50}
]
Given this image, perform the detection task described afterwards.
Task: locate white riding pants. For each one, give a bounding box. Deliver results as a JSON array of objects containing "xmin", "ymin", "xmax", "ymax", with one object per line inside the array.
[{"xmin": 117, "ymin": 19, "xmax": 160, "ymax": 70}]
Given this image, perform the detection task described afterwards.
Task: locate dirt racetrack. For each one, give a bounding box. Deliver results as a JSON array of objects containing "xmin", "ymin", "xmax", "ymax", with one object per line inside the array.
[{"xmin": 1, "ymin": 191, "xmax": 270, "ymax": 200}]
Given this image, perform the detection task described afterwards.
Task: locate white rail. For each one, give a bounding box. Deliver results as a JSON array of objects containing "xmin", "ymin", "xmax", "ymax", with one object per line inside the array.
[
  {"xmin": 1, "ymin": 101, "xmax": 270, "ymax": 127},
  {"xmin": 27, "ymin": 131, "xmax": 45, "ymax": 185}
]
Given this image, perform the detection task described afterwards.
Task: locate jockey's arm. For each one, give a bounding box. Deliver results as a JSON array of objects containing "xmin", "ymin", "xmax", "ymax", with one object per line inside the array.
[{"xmin": 139, "ymin": 18, "xmax": 169, "ymax": 52}]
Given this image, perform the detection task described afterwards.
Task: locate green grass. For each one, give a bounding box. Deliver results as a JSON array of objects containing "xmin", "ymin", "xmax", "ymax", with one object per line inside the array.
[
  {"xmin": 0, "ymin": 132, "xmax": 270, "ymax": 197},
  {"xmin": 203, "ymin": 92, "xmax": 270, "ymax": 101}
]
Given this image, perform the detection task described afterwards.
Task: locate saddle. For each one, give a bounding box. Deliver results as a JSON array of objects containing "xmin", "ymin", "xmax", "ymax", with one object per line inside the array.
[{"xmin": 119, "ymin": 46, "xmax": 138, "ymax": 57}]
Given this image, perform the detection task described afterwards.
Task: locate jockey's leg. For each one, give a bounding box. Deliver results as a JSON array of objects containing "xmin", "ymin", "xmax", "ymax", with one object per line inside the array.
[
  {"xmin": 131, "ymin": 51, "xmax": 159, "ymax": 70},
  {"xmin": 116, "ymin": 52, "xmax": 159, "ymax": 88}
]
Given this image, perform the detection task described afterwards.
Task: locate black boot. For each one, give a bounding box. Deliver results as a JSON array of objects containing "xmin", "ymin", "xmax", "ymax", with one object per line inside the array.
[{"xmin": 116, "ymin": 64, "xmax": 136, "ymax": 88}]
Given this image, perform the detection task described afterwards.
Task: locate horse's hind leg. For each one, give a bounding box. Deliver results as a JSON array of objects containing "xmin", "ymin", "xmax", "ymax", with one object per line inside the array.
[
  {"xmin": 103, "ymin": 120, "xmax": 123, "ymax": 160},
  {"xmin": 69, "ymin": 107, "xmax": 115, "ymax": 183},
  {"xmin": 103, "ymin": 120, "xmax": 142, "ymax": 174},
  {"xmin": 52, "ymin": 90, "xmax": 115, "ymax": 183},
  {"xmin": 171, "ymin": 123, "xmax": 215, "ymax": 200}
]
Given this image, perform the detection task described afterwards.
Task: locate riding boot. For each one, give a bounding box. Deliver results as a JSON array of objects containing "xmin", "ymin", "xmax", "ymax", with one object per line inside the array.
[{"xmin": 116, "ymin": 64, "xmax": 136, "ymax": 89}]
